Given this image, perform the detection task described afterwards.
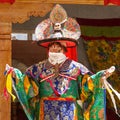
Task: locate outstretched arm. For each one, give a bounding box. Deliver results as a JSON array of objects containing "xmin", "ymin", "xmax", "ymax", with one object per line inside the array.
[
  {"xmin": 4, "ymin": 64, "xmax": 39, "ymax": 120},
  {"xmin": 79, "ymin": 66, "xmax": 117, "ymax": 120}
]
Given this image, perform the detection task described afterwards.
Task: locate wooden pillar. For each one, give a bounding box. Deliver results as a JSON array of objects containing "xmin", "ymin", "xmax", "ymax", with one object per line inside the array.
[{"xmin": 0, "ymin": 21, "xmax": 11, "ymax": 120}]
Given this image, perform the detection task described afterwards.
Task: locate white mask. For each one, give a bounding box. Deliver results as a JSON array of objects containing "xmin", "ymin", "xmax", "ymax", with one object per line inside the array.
[{"xmin": 48, "ymin": 52, "xmax": 67, "ymax": 65}]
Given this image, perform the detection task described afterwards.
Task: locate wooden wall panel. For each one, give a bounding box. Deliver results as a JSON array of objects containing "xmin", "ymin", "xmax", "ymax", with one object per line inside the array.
[
  {"xmin": 0, "ymin": 22, "xmax": 11, "ymax": 120},
  {"xmin": 12, "ymin": 40, "xmax": 47, "ymax": 67}
]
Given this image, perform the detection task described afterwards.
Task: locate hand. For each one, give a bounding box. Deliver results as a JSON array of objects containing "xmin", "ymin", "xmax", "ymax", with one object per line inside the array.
[
  {"xmin": 12, "ymin": 71, "xmax": 16, "ymax": 78},
  {"xmin": 102, "ymin": 66, "xmax": 115, "ymax": 79},
  {"xmin": 5, "ymin": 64, "xmax": 16, "ymax": 78},
  {"xmin": 5, "ymin": 64, "xmax": 12, "ymax": 72},
  {"xmin": 5, "ymin": 64, "xmax": 13, "ymax": 74}
]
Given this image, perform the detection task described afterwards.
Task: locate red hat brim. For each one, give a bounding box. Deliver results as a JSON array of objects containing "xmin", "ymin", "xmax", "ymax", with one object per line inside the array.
[{"xmin": 37, "ymin": 37, "xmax": 79, "ymax": 48}]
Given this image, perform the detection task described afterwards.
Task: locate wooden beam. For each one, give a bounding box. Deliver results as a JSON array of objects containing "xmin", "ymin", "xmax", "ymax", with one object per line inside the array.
[
  {"xmin": 0, "ymin": 0, "xmax": 105, "ymax": 23},
  {"xmin": 17, "ymin": 0, "xmax": 104, "ymax": 5},
  {"xmin": 0, "ymin": 3, "xmax": 53, "ymax": 23}
]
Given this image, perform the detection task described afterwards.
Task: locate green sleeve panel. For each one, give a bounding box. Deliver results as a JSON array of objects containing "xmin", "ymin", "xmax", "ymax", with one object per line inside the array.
[
  {"xmin": 79, "ymin": 71, "xmax": 106, "ymax": 120},
  {"xmin": 13, "ymin": 68, "xmax": 40, "ymax": 120}
]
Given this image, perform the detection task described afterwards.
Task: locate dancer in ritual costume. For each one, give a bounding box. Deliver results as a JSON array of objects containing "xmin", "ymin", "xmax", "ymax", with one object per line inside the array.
[{"xmin": 5, "ymin": 4, "xmax": 120, "ymax": 120}]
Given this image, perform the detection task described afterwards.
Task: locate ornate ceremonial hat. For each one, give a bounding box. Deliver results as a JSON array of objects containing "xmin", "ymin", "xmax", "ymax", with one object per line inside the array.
[{"xmin": 35, "ymin": 4, "xmax": 81, "ymax": 48}]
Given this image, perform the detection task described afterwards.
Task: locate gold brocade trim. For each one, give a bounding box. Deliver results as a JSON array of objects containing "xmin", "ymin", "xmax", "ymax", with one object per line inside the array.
[
  {"xmin": 40, "ymin": 96, "xmax": 76, "ymax": 101},
  {"xmin": 80, "ymin": 74, "xmax": 95, "ymax": 120},
  {"xmin": 81, "ymin": 74, "xmax": 89, "ymax": 102},
  {"xmin": 31, "ymin": 80, "xmax": 39, "ymax": 96},
  {"xmin": 81, "ymin": 74, "xmax": 94, "ymax": 102},
  {"xmin": 84, "ymin": 97, "xmax": 95, "ymax": 120},
  {"xmin": 24, "ymin": 76, "xmax": 38, "ymax": 95},
  {"xmin": 40, "ymin": 98, "xmax": 44, "ymax": 120},
  {"xmin": 24, "ymin": 76, "xmax": 31, "ymax": 94},
  {"xmin": 87, "ymin": 77, "xmax": 94, "ymax": 91}
]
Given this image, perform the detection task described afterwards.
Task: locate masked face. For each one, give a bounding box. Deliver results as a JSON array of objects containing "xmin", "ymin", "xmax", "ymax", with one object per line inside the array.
[{"xmin": 48, "ymin": 42, "xmax": 67, "ymax": 65}]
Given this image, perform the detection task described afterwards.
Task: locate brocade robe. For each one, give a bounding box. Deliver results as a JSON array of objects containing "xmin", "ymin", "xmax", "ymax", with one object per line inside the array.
[{"xmin": 10, "ymin": 58, "xmax": 106, "ymax": 120}]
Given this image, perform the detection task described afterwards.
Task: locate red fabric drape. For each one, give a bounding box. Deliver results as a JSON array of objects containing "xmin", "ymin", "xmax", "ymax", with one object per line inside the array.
[
  {"xmin": 76, "ymin": 18, "xmax": 120, "ymax": 40},
  {"xmin": 66, "ymin": 47, "xmax": 78, "ymax": 61},
  {"xmin": 76, "ymin": 18, "xmax": 120, "ymax": 26},
  {"xmin": 0, "ymin": 0, "xmax": 15, "ymax": 4},
  {"xmin": 104, "ymin": 0, "xmax": 120, "ymax": 5}
]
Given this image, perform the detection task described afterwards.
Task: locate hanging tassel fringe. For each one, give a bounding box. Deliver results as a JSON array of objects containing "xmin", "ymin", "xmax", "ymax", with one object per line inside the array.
[
  {"xmin": 102, "ymin": 66, "xmax": 120, "ymax": 117},
  {"xmin": 4, "ymin": 64, "xmax": 16, "ymax": 101}
]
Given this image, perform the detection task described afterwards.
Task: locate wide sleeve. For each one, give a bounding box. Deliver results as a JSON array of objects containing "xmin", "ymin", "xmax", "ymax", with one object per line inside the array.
[
  {"xmin": 5, "ymin": 62, "xmax": 44, "ymax": 120},
  {"xmin": 79, "ymin": 70, "xmax": 106, "ymax": 120}
]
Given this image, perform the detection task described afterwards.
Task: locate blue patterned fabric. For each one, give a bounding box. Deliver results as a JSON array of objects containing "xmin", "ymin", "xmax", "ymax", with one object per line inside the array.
[
  {"xmin": 52, "ymin": 76, "xmax": 69, "ymax": 95},
  {"xmin": 43, "ymin": 100, "xmax": 76, "ymax": 120}
]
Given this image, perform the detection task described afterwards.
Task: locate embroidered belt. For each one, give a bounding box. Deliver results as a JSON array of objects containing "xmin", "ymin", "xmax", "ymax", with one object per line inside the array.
[{"xmin": 40, "ymin": 97, "xmax": 76, "ymax": 101}]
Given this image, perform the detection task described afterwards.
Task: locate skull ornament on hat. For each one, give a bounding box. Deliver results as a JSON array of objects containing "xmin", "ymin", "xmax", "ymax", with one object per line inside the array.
[{"xmin": 35, "ymin": 4, "xmax": 81, "ymax": 48}]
